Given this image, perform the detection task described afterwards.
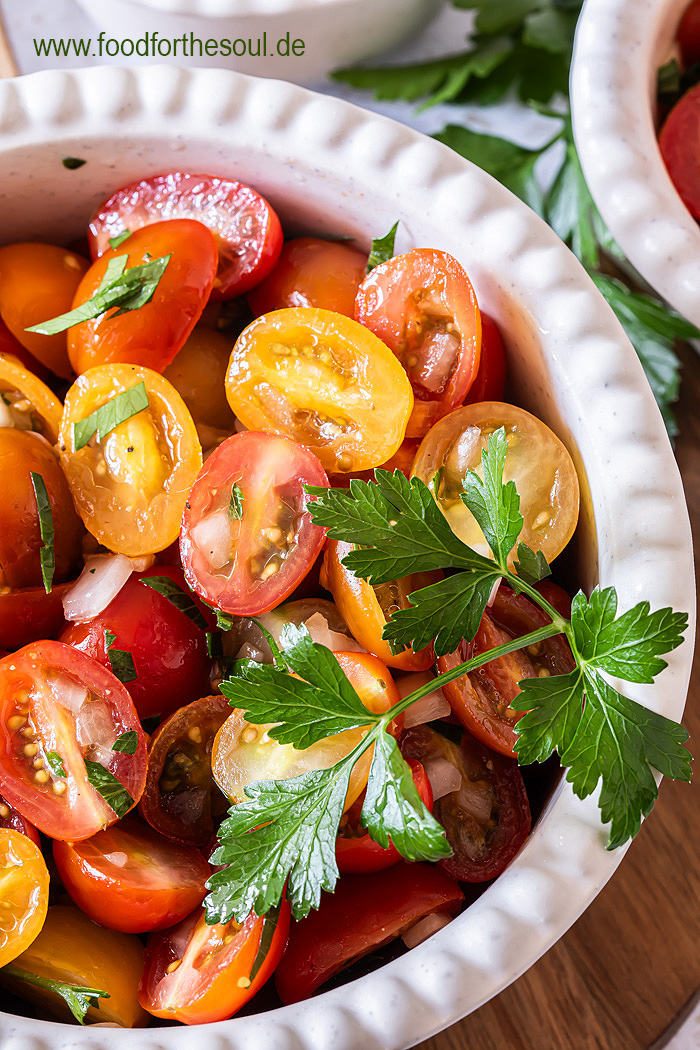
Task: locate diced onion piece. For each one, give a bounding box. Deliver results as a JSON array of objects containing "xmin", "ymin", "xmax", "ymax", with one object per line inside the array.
[
  {"xmin": 47, "ymin": 672, "xmax": 88, "ymax": 715},
  {"xmin": 190, "ymin": 511, "xmax": 232, "ymax": 571},
  {"xmin": 62, "ymin": 554, "xmax": 134, "ymax": 623},
  {"xmin": 455, "ymin": 781, "xmax": 493, "ymax": 823},
  {"xmin": 486, "ymin": 577, "xmax": 502, "ymax": 607},
  {"xmin": 395, "ymin": 671, "xmax": 451, "ymax": 728},
  {"xmin": 237, "ymin": 641, "xmax": 266, "ymax": 662},
  {"xmin": 303, "ymin": 612, "xmax": 365, "ymax": 652},
  {"xmin": 424, "ymin": 757, "xmax": 462, "ymax": 801},
  {"xmin": 401, "ymin": 911, "xmax": 453, "ymax": 949},
  {"xmin": 128, "ymin": 554, "xmax": 155, "ymax": 573}
]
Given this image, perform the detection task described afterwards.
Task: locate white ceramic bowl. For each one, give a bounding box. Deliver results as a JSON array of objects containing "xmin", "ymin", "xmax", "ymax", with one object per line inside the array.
[
  {"xmin": 71, "ymin": 0, "xmax": 440, "ymax": 84},
  {"xmin": 571, "ymin": 0, "xmax": 700, "ymax": 327},
  {"xmin": 0, "ymin": 65, "xmax": 694, "ymax": 1050}
]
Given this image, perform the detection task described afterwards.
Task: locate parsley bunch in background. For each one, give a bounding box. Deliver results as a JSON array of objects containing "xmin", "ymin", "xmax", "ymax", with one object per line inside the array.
[{"xmin": 335, "ymin": 0, "xmax": 698, "ymax": 437}]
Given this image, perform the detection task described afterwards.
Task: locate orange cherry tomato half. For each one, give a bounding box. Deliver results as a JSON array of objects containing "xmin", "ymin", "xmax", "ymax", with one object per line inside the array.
[
  {"xmin": 322, "ymin": 539, "xmax": 438, "ymax": 671},
  {"xmin": 53, "ymin": 815, "xmax": 211, "ymax": 933},
  {"xmin": 463, "ymin": 313, "xmax": 507, "ymax": 405},
  {"xmin": 355, "ymin": 248, "xmax": 481, "ymax": 439},
  {"xmin": 0, "ymin": 352, "xmax": 64, "ymax": 442},
  {"xmin": 67, "ymin": 219, "xmax": 217, "ymax": 374},
  {"xmin": 88, "ymin": 172, "xmax": 283, "ymax": 300},
  {"xmin": 0, "ymin": 641, "xmax": 147, "ymax": 841},
  {"xmin": 181, "ymin": 431, "xmax": 328, "ymax": 617},
  {"xmin": 247, "ymin": 237, "xmax": 367, "ymax": 318},
  {"xmin": 659, "ymin": 82, "xmax": 700, "ymax": 220},
  {"xmin": 0, "ymin": 828, "xmax": 49, "ymax": 968},
  {"xmin": 328, "ymin": 437, "xmax": 420, "ymax": 488},
  {"xmin": 139, "ymin": 900, "xmax": 291, "ymax": 1025},
  {"xmin": 225, "ymin": 307, "xmax": 414, "ymax": 473},
  {"xmin": 0, "ymin": 242, "xmax": 89, "ymax": 379},
  {"xmin": 0, "ymin": 319, "xmax": 50, "ymax": 382},
  {"xmin": 163, "ymin": 325, "xmax": 236, "ymax": 449}
]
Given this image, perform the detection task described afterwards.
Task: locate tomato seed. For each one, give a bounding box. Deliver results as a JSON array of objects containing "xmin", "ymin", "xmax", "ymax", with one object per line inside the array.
[
  {"xmin": 7, "ymin": 715, "xmax": 25, "ymax": 731},
  {"xmin": 165, "ymin": 960, "xmax": 181, "ymax": 974},
  {"xmin": 34, "ymin": 770, "xmax": 49, "ymax": 784},
  {"xmin": 22, "ymin": 743, "xmax": 39, "ymax": 758},
  {"xmin": 0, "ymin": 803, "xmax": 9, "ymax": 820}
]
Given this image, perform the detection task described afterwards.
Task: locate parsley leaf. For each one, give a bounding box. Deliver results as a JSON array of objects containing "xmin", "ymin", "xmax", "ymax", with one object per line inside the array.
[
  {"xmin": 228, "ymin": 482, "xmax": 244, "ymax": 520},
  {"xmin": 104, "ymin": 629, "xmax": 137, "ymax": 684},
  {"xmin": 29, "ymin": 471, "xmax": 54, "ymax": 594},
  {"xmin": 83, "ymin": 760, "xmax": 134, "ymax": 819},
  {"xmin": 112, "ymin": 730, "xmax": 138, "ymax": 756},
  {"xmin": 434, "ymin": 125, "xmax": 545, "ymax": 214},
  {"xmin": 72, "ymin": 382, "xmax": 149, "ymax": 451},
  {"xmin": 139, "ymin": 575, "xmax": 209, "ymax": 631},
  {"xmin": 513, "ymin": 542, "xmax": 551, "ymax": 584},
  {"xmin": 45, "ymin": 751, "xmax": 66, "ymax": 777},
  {"xmin": 383, "ymin": 570, "xmax": 500, "ymax": 655},
  {"xmin": 1, "ymin": 965, "xmax": 109, "ymax": 1025},
  {"xmin": 108, "ymin": 230, "xmax": 131, "ymax": 249},
  {"xmin": 366, "ymin": 221, "xmax": 399, "ymax": 272},
  {"xmin": 461, "ymin": 428, "xmax": 523, "ymax": 567}
]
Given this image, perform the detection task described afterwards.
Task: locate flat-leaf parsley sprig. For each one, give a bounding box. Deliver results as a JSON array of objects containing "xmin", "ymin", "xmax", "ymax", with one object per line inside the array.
[{"xmin": 203, "ymin": 431, "xmax": 690, "ymax": 925}]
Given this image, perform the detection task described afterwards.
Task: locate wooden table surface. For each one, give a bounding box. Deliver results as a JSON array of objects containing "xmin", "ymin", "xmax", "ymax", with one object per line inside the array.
[{"xmin": 419, "ymin": 343, "xmax": 700, "ymax": 1050}]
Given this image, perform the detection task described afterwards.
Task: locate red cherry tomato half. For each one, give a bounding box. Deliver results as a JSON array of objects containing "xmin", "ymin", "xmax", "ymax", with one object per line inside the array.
[
  {"xmin": 0, "ymin": 582, "xmax": 71, "ymax": 652},
  {"xmin": 60, "ymin": 566, "xmax": 212, "ymax": 722},
  {"xmin": 355, "ymin": 249, "xmax": 481, "ymax": 438},
  {"xmin": 659, "ymin": 82, "xmax": 700, "ymax": 220},
  {"xmin": 678, "ymin": 0, "xmax": 700, "ymax": 66},
  {"xmin": 0, "ymin": 792, "xmax": 40, "ymax": 846},
  {"xmin": 463, "ymin": 312, "xmax": 507, "ymax": 405},
  {"xmin": 68, "ymin": 219, "xmax": 218, "ymax": 375},
  {"xmin": 336, "ymin": 759, "xmax": 433, "ymax": 874},
  {"xmin": 88, "ymin": 172, "xmax": 283, "ymax": 300},
  {"xmin": 53, "ymin": 815, "xmax": 211, "ymax": 933},
  {"xmin": 0, "ymin": 641, "xmax": 147, "ymax": 841},
  {"xmin": 181, "ymin": 431, "xmax": 328, "ymax": 617},
  {"xmin": 247, "ymin": 237, "xmax": 367, "ymax": 317},
  {"xmin": 275, "ymin": 862, "xmax": 463, "ymax": 1004},
  {"xmin": 139, "ymin": 900, "xmax": 290, "ymax": 1024},
  {"xmin": 401, "ymin": 725, "xmax": 531, "ymax": 882}
]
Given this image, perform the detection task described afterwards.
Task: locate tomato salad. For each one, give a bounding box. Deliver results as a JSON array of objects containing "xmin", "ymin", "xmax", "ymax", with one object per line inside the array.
[
  {"xmin": 0, "ymin": 170, "xmax": 580, "ymax": 1027},
  {"xmin": 658, "ymin": 0, "xmax": 700, "ymax": 218}
]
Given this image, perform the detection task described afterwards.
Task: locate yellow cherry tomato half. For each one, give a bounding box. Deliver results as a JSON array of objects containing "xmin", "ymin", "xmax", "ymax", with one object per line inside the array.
[
  {"xmin": 0, "ymin": 353, "xmax": 63, "ymax": 442},
  {"xmin": 0, "ymin": 828, "xmax": 49, "ymax": 968},
  {"xmin": 58, "ymin": 364, "xmax": 202, "ymax": 557},
  {"xmin": 225, "ymin": 307, "xmax": 414, "ymax": 473},
  {"xmin": 212, "ymin": 651, "xmax": 400, "ymax": 811},
  {"xmin": 412, "ymin": 401, "xmax": 580, "ymax": 564}
]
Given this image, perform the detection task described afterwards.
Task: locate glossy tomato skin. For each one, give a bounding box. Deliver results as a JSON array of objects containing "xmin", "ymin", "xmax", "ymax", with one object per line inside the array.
[
  {"xmin": 355, "ymin": 249, "xmax": 481, "ymax": 439},
  {"xmin": 139, "ymin": 694, "xmax": 231, "ymax": 846},
  {"xmin": 60, "ymin": 566, "xmax": 212, "ymax": 721},
  {"xmin": 0, "ymin": 318, "xmax": 49, "ymax": 381},
  {"xmin": 181, "ymin": 431, "xmax": 328, "ymax": 617},
  {"xmin": 0, "ymin": 429, "xmax": 83, "ymax": 591},
  {"xmin": 68, "ymin": 219, "xmax": 217, "ymax": 374},
  {"xmin": 139, "ymin": 900, "xmax": 290, "ymax": 1024},
  {"xmin": 0, "ymin": 828, "xmax": 49, "ymax": 968},
  {"xmin": 327, "ymin": 438, "xmax": 419, "ymax": 488},
  {"xmin": 53, "ymin": 815, "xmax": 210, "ymax": 933},
  {"xmin": 248, "ymin": 237, "xmax": 367, "ymax": 318},
  {"xmin": 659, "ymin": 83, "xmax": 700, "ymax": 220},
  {"xmin": 0, "ymin": 242, "xmax": 89, "ymax": 378},
  {"xmin": 275, "ymin": 862, "xmax": 463, "ymax": 1003},
  {"xmin": 0, "ymin": 641, "xmax": 147, "ymax": 841},
  {"xmin": 89, "ymin": 172, "xmax": 283, "ymax": 300},
  {"xmin": 0, "ymin": 582, "xmax": 71, "ymax": 653},
  {"xmin": 679, "ymin": 0, "xmax": 700, "ymax": 65},
  {"xmin": 463, "ymin": 313, "xmax": 507, "ymax": 404},
  {"xmin": 336, "ymin": 759, "xmax": 432, "ymax": 874},
  {"xmin": 402, "ymin": 725, "xmax": 531, "ymax": 882},
  {"xmin": 0, "ymin": 351, "xmax": 63, "ymax": 442},
  {"xmin": 0, "ymin": 793, "xmax": 40, "ymax": 845},
  {"xmin": 437, "ymin": 583, "xmax": 574, "ymax": 756}
]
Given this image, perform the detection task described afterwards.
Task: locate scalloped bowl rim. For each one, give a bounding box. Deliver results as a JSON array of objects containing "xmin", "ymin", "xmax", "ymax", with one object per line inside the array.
[
  {"xmin": 0, "ymin": 65, "xmax": 694, "ymax": 1050},
  {"xmin": 84, "ymin": 0, "xmax": 384, "ymax": 21}
]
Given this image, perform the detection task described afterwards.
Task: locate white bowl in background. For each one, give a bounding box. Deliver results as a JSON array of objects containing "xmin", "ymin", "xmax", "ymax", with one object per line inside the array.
[
  {"xmin": 0, "ymin": 64, "xmax": 694, "ymax": 1050},
  {"xmin": 571, "ymin": 0, "xmax": 700, "ymax": 327},
  {"xmin": 71, "ymin": 0, "xmax": 440, "ymax": 84}
]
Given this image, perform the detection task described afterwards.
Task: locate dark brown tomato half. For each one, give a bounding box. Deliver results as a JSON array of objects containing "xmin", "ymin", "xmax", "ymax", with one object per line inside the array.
[
  {"xmin": 401, "ymin": 724, "xmax": 531, "ymax": 883},
  {"xmin": 139, "ymin": 694, "xmax": 231, "ymax": 847},
  {"xmin": 180, "ymin": 431, "xmax": 328, "ymax": 617}
]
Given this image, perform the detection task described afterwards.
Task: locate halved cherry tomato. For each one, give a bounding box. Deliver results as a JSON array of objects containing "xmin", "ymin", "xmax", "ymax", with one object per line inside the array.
[
  {"xmin": 275, "ymin": 862, "xmax": 463, "ymax": 1004},
  {"xmin": 401, "ymin": 725, "xmax": 531, "ymax": 882},
  {"xmin": 412, "ymin": 401, "xmax": 580, "ymax": 565},
  {"xmin": 0, "ymin": 828, "xmax": 49, "ymax": 968},
  {"xmin": 0, "ymin": 582, "xmax": 71, "ymax": 653},
  {"xmin": 212, "ymin": 651, "xmax": 400, "ymax": 812},
  {"xmin": 336, "ymin": 759, "xmax": 433, "ymax": 873},
  {"xmin": 0, "ymin": 320, "xmax": 49, "ymax": 381},
  {"xmin": 2, "ymin": 904, "xmax": 148, "ymax": 1026},
  {"xmin": 464, "ymin": 313, "xmax": 507, "ymax": 405},
  {"xmin": 0, "ymin": 351, "xmax": 64, "ymax": 442},
  {"xmin": 355, "ymin": 249, "xmax": 481, "ymax": 439},
  {"xmin": 181, "ymin": 431, "xmax": 328, "ymax": 616},
  {"xmin": 163, "ymin": 326, "xmax": 236, "ymax": 449},
  {"xmin": 60, "ymin": 566, "xmax": 212, "ymax": 721},
  {"xmin": 0, "ymin": 641, "xmax": 147, "ymax": 840},
  {"xmin": 0, "ymin": 429, "xmax": 83, "ymax": 591},
  {"xmin": 321, "ymin": 539, "xmax": 437, "ymax": 671},
  {"xmin": 247, "ymin": 237, "xmax": 367, "ymax": 318},
  {"xmin": 0, "ymin": 243, "xmax": 89, "ymax": 378},
  {"xmin": 139, "ymin": 695, "xmax": 231, "ymax": 847},
  {"xmin": 678, "ymin": 0, "xmax": 700, "ymax": 66},
  {"xmin": 225, "ymin": 307, "xmax": 414, "ymax": 473},
  {"xmin": 67, "ymin": 219, "xmax": 217, "ymax": 374},
  {"xmin": 0, "ymin": 793, "xmax": 40, "ymax": 845},
  {"xmin": 139, "ymin": 900, "xmax": 290, "ymax": 1025},
  {"xmin": 88, "ymin": 172, "xmax": 283, "ymax": 300},
  {"xmin": 436, "ymin": 583, "xmax": 574, "ymax": 757},
  {"xmin": 659, "ymin": 82, "xmax": 700, "ymax": 220},
  {"xmin": 328, "ymin": 438, "xmax": 420, "ymax": 488},
  {"xmin": 53, "ymin": 815, "xmax": 211, "ymax": 933},
  {"xmin": 59, "ymin": 363, "xmax": 202, "ymax": 557}
]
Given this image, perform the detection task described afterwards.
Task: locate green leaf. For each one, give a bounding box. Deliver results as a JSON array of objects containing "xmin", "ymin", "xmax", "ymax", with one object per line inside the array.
[
  {"xmin": 543, "ymin": 123, "xmax": 601, "ymax": 269},
  {"xmin": 513, "ymin": 542, "xmax": 551, "ymax": 584},
  {"xmin": 83, "ymin": 760, "xmax": 134, "ymax": 820},
  {"xmin": 112, "ymin": 730, "xmax": 138, "ymax": 756},
  {"xmin": 228, "ymin": 483, "xmax": 244, "ymax": 521},
  {"xmin": 62, "ymin": 157, "xmax": 86, "ymax": 170},
  {"xmin": 512, "ymin": 669, "xmax": 585, "ymax": 763},
  {"xmin": 45, "ymin": 750, "xmax": 66, "ymax": 778},
  {"xmin": 433, "ymin": 124, "xmax": 544, "ymax": 214},
  {"xmin": 461, "ymin": 428, "xmax": 523, "ymax": 568},
  {"xmin": 215, "ymin": 610, "xmax": 235, "ymax": 631},
  {"xmin": 1, "ymin": 965, "xmax": 109, "ymax": 1025},
  {"xmin": 108, "ymin": 230, "xmax": 131, "ymax": 250},
  {"xmin": 104, "ymin": 629, "xmax": 137, "ymax": 684},
  {"xmin": 522, "ymin": 7, "xmax": 579, "ymax": 54},
  {"xmin": 361, "ymin": 731, "xmax": 451, "ymax": 861},
  {"xmin": 27, "ymin": 254, "xmax": 171, "ymax": 336},
  {"xmin": 570, "ymin": 587, "xmax": 688, "ymax": 684},
  {"xmin": 367, "ymin": 222, "xmax": 399, "ymax": 273},
  {"xmin": 139, "ymin": 575, "xmax": 209, "ymax": 631},
  {"xmin": 72, "ymin": 381, "xmax": 150, "ymax": 451},
  {"xmin": 248, "ymin": 904, "xmax": 283, "ymax": 983},
  {"xmin": 468, "ymin": 0, "xmax": 543, "ymax": 35},
  {"xmin": 29, "ymin": 471, "xmax": 54, "ymax": 594}
]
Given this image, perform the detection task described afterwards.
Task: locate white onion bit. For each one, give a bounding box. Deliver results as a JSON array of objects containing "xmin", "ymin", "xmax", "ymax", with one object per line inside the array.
[
  {"xmin": 486, "ymin": 577, "xmax": 502, "ymax": 607},
  {"xmin": 402, "ymin": 689, "xmax": 451, "ymax": 729},
  {"xmin": 62, "ymin": 554, "xmax": 134, "ymax": 623},
  {"xmin": 424, "ymin": 757, "xmax": 462, "ymax": 801},
  {"xmin": 303, "ymin": 612, "xmax": 365, "ymax": 653},
  {"xmin": 401, "ymin": 911, "xmax": 453, "ymax": 950}
]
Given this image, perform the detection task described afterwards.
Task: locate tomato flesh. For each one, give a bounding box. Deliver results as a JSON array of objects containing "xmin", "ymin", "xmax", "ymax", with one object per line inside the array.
[{"xmin": 0, "ymin": 828, "xmax": 49, "ymax": 968}]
